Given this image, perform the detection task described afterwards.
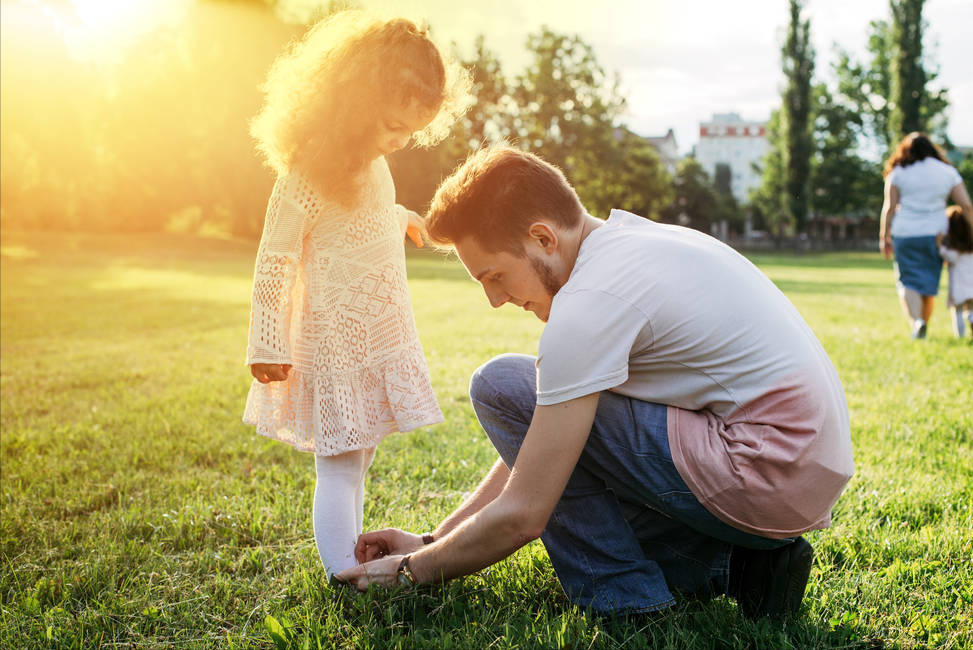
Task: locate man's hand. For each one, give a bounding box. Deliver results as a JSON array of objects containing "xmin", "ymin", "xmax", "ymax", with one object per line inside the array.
[
  {"xmin": 355, "ymin": 528, "xmax": 424, "ymax": 563},
  {"xmin": 250, "ymin": 363, "xmax": 291, "ymax": 384},
  {"xmin": 402, "ymin": 209, "xmax": 426, "ymax": 248},
  {"xmin": 336, "ymin": 554, "xmax": 404, "ymax": 591}
]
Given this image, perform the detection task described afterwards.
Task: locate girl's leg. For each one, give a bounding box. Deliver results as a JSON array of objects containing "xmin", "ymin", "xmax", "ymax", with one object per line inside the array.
[
  {"xmin": 355, "ymin": 447, "xmax": 377, "ymax": 535},
  {"xmin": 313, "ymin": 449, "xmax": 371, "ymax": 576},
  {"xmin": 951, "ymin": 305, "xmax": 965, "ymax": 337}
]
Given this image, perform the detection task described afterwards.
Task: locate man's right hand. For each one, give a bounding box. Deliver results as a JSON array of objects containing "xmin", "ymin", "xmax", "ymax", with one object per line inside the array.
[
  {"xmin": 250, "ymin": 363, "xmax": 292, "ymax": 384},
  {"xmin": 355, "ymin": 528, "xmax": 425, "ymax": 563}
]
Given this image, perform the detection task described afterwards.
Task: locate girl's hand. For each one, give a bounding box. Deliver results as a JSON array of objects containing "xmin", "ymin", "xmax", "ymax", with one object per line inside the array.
[
  {"xmin": 402, "ymin": 209, "xmax": 426, "ymax": 248},
  {"xmin": 250, "ymin": 363, "xmax": 292, "ymax": 384}
]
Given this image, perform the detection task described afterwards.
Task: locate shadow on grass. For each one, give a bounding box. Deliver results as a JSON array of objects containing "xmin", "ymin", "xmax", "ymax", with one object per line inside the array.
[{"xmin": 263, "ymin": 578, "xmax": 895, "ymax": 650}]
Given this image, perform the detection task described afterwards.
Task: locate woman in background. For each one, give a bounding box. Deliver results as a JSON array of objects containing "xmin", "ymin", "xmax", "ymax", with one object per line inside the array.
[{"xmin": 879, "ymin": 132, "xmax": 973, "ymax": 339}]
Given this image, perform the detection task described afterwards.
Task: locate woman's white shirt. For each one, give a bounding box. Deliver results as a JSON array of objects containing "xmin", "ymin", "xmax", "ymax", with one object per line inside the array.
[{"xmin": 888, "ymin": 158, "xmax": 962, "ymax": 238}]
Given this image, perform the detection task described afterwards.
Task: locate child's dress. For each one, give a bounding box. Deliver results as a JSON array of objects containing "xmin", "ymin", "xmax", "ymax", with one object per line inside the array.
[{"xmin": 244, "ymin": 158, "xmax": 444, "ymax": 455}]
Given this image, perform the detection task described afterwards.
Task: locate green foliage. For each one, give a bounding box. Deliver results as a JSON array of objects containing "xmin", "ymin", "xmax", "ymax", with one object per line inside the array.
[
  {"xmin": 780, "ymin": 0, "xmax": 815, "ymax": 233},
  {"xmin": 2, "ymin": 232, "xmax": 971, "ymax": 648},
  {"xmin": 393, "ymin": 29, "xmax": 671, "ymax": 220},
  {"xmin": 662, "ymin": 157, "xmax": 732, "ymax": 233},
  {"xmin": 810, "ymin": 84, "xmax": 883, "ymax": 217},
  {"xmin": 833, "ymin": 7, "xmax": 950, "ymax": 157},
  {"xmin": 750, "ymin": 110, "xmax": 789, "ymax": 237},
  {"xmin": 889, "ymin": 0, "xmax": 926, "ymax": 140}
]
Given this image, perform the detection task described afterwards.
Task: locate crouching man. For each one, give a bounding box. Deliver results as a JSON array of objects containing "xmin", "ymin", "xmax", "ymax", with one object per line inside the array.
[{"xmin": 337, "ymin": 145, "xmax": 854, "ymax": 618}]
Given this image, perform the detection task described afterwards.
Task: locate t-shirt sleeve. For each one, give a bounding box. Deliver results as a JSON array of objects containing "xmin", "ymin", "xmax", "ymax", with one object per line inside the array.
[
  {"xmin": 947, "ymin": 165, "xmax": 963, "ymax": 188},
  {"xmin": 535, "ymin": 289, "xmax": 651, "ymax": 405}
]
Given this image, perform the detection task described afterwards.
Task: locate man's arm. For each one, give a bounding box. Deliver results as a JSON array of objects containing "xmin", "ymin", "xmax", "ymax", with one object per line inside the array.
[
  {"xmin": 353, "ymin": 458, "xmax": 510, "ymax": 563},
  {"xmin": 337, "ymin": 393, "xmax": 601, "ymax": 589},
  {"xmin": 434, "ymin": 458, "xmax": 510, "ymax": 538}
]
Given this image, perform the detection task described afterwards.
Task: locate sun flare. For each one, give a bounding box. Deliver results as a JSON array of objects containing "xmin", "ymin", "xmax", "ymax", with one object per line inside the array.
[{"xmin": 39, "ymin": 0, "xmax": 189, "ymax": 64}]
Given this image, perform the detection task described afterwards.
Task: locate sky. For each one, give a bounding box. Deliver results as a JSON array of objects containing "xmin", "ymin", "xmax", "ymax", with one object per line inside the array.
[{"xmin": 352, "ymin": 0, "xmax": 973, "ymax": 154}]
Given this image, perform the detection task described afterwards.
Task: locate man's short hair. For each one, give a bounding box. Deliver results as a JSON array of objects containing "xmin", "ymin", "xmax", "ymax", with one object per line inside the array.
[{"xmin": 425, "ymin": 144, "xmax": 586, "ymax": 253}]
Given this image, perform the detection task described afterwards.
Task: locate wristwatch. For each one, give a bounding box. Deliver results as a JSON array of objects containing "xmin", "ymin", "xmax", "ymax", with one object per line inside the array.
[{"xmin": 396, "ymin": 555, "xmax": 418, "ymax": 586}]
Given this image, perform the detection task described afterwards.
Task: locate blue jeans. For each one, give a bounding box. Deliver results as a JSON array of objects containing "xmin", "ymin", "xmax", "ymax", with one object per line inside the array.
[{"xmin": 470, "ymin": 354, "xmax": 792, "ymax": 614}]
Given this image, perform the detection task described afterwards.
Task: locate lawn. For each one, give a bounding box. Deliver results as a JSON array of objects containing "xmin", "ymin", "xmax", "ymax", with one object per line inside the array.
[{"xmin": 1, "ymin": 230, "xmax": 970, "ymax": 649}]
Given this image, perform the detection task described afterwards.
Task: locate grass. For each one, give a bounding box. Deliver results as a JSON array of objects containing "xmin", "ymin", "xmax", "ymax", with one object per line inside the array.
[{"xmin": 1, "ymin": 230, "xmax": 971, "ymax": 649}]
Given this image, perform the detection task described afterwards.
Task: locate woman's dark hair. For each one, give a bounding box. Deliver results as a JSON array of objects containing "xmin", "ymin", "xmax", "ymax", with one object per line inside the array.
[
  {"xmin": 883, "ymin": 132, "xmax": 950, "ymax": 179},
  {"xmin": 943, "ymin": 205, "xmax": 973, "ymax": 253}
]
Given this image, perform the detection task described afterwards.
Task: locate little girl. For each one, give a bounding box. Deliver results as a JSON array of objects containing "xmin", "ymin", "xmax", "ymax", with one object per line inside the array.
[
  {"xmin": 244, "ymin": 11, "xmax": 470, "ymax": 576},
  {"xmin": 939, "ymin": 205, "xmax": 973, "ymax": 338}
]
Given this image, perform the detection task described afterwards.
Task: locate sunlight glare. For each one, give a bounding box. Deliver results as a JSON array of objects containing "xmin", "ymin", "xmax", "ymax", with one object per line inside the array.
[{"xmin": 40, "ymin": 0, "xmax": 190, "ymax": 65}]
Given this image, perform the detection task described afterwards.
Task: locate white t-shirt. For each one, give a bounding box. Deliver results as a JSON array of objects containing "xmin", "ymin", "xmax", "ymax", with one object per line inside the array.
[
  {"xmin": 888, "ymin": 158, "xmax": 963, "ymax": 237},
  {"xmin": 536, "ymin": 210, "xmax": 854, "ymax": 538}
]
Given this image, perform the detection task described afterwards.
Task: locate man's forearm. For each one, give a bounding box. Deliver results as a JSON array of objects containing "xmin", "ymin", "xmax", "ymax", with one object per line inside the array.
[
  {"xmin": 413, "ymin": 492, "xmax": 535, "ymax": 584},
  {"xmin": 433, "ymin": 458, "xmax": 509, "ymax": 539}
]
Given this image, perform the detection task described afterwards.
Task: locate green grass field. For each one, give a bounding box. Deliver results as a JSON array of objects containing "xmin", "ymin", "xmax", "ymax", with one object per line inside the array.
[{"xmin": 1, "ymin": 230, "xmax": 971, "ymax": 649}]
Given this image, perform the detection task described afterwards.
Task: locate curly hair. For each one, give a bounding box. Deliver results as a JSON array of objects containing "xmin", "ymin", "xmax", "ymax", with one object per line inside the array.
[
  {"xmin": 883, "ymin": 132, "xmax": 950, "ymax": 179},
  {"xmin": 944, "ymin": 205, "xmax": 973, "ymax": 253},
  {"xmin": 251, "ymin": 11, "xmax": 471, "ymax": 201}
]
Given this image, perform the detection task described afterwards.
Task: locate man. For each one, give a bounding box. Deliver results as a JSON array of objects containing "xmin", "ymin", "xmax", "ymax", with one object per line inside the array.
[{"xmin": 337, "ymin": 145, "xmax": 854, "ymax": 618}]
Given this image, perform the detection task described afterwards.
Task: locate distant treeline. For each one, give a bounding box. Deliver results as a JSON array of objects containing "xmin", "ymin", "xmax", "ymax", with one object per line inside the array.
[{"xmin": 1, "ymin": 1, "xmax": 969, "ymax": 241}]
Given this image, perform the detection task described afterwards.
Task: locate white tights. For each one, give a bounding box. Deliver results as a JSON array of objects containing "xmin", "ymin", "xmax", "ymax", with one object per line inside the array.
[{"xmin": 313, "ymin": 447, "xmax": 376, "ymax": 577}]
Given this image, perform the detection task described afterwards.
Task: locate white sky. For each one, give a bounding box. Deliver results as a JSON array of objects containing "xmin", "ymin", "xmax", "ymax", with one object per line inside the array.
[{"xmin": 358, "ymin": 0, "xmax": 973, "ymax": 154}]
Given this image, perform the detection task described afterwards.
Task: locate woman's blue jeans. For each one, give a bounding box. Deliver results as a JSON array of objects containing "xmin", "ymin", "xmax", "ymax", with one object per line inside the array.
[{"xmin": 469, "ymin": 353, "xmax": 791, "ymax": 613}]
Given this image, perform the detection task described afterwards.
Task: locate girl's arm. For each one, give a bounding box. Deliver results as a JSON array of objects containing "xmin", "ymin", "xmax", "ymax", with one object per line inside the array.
[
  {"xmin": 246, "ymin": 179, "xmax": 313, "ymax": 372},
  {"xmin": 879, "ymin": 178, "xmax": 899, "ymax": 260}
]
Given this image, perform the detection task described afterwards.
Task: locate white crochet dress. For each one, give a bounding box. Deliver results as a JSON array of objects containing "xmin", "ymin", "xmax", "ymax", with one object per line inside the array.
[{"xmin": 243, "ymin": 159, "xmax": 443, "ymax": 456}]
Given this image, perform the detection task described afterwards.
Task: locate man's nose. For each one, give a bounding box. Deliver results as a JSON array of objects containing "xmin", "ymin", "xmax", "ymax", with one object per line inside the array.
[{"xmin": 485, "ymin": 287, "xmax": 508, "ymax": 308}]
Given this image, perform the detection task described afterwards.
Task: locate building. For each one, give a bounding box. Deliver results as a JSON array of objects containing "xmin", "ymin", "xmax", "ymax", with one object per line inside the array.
[
  {"xmin": 644, "ymin": 128, "xmax": 679, "ymax": 175},
  {"xmin": 694, "ymin": 113, "xmax": 768, "ymax": 204}
]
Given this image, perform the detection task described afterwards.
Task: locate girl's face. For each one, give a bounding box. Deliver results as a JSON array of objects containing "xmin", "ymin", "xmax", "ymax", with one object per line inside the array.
[{"xmin": 373, "ymin": 98, "xmax": 439, "ymax": 159}]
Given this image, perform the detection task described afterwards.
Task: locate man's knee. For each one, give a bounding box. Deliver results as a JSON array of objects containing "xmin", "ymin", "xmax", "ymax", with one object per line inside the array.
[{"xmin": 469, "ymin": 353, "xmax": 536, "ymax": 405}]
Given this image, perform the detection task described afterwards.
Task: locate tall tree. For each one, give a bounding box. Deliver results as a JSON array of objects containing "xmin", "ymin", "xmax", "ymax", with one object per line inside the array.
[
  {"xmin": 834, "ymin": 11, "xmax": 949, "ymax": 156},
  {"xmin": 750, "ymin": 109, "xmax": 788, "ymax": 242},
  {"xmin": 809, "ymin": 83, "xmax": 883, "ymax": 218},
  {"xmin": 780, "ymin": 0, "xmax": 815, "ymax": 234},
  {"xmin": 889, "ymin": 0, "xmax": 925, "ymax": 139}
]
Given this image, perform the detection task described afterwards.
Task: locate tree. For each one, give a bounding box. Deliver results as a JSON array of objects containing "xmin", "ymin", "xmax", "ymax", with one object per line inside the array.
[
  {"xmin": 834, "ymin": 8, "xmax": 949, "ymax": 156},
  {"xmin": 809, "ymin": 83, "xmax": 883, "ymax": 218},
  {"xmin": 662, "ymin": 158, "xmax": 720, "ymax": 233},
  {"xmin": 780, "ymin": 0, "xmax": 815, "ymax": 234},
  {"xmin": 889, "ymin": 0, "xmax": 925, "ymax": 139},
  {"xmin": 750, "ymin": 110, "xmax": 788, "ymax": 240}
]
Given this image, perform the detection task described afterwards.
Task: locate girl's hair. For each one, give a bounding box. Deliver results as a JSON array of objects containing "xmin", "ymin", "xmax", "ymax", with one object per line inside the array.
[
  {"xmin": 426, "ymin": 144, "xmax": 586, "ymax": 253},
  {"xmin": 883, "ymin": 132, "xmax": 950, "ymax": 179},
  {"xmin": 251, "ymin": 11, "xmax": 471, "ymax": 200},
  {"xmin": 943, "ymin": 205, "xmax": 973, "ymax": 253}
]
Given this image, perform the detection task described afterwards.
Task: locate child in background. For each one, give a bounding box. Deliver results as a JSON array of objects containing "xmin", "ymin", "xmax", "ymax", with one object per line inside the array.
[
  {"xmin": 244, "ymin": 11, "xmax": 470, "ymax": 576},
  {"xmin": 939, "ymin": 205, "xmax": 973, "ymax": 338}
]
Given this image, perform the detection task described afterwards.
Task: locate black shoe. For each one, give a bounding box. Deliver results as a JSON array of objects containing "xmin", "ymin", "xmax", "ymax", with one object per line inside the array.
[{"xmin": 728, "ymin": 537, "xmax": 813, "ymax": 620}]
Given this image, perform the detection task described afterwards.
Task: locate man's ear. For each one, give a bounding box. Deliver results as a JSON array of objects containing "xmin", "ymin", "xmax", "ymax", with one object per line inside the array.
[{"xmin": 527, "ymin": 222, "xmax": 558, "ymax": 254}]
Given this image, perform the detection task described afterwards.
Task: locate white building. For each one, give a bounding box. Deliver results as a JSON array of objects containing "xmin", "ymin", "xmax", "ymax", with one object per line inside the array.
[
  {"xmin": 644, "ymin": 128, "xmax": 679, "ymax": 175},
  {"xmin": 694, "ymin": 113, "xmax": 768, "ymax": 204}
]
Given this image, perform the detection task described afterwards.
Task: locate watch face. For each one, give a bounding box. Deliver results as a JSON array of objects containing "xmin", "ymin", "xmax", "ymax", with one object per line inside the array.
[{"xmin": 397, "ymin": 572, "xmax": 412, "ymax": 587}]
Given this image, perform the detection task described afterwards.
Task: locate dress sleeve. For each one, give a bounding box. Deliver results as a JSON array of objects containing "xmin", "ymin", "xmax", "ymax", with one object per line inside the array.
[
  {"xmin": 246, "ymin": 178, "xmax": 312, "ymax": 365},
  {"xmin": 940, "ymin": 246, "xmax": 959, "ymax": 264}
]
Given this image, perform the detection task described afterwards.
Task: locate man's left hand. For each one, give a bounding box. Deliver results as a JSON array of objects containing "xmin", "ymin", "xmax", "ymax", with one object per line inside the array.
[{"xmin": 336, "ymin": 554, "xmax": 404, "ymax": 591}]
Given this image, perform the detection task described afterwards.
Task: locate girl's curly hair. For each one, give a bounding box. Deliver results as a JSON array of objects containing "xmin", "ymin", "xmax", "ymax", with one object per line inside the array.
[
  {"xmin": 251, "ymin": 11, "xmax": 471, "ymax": 198},
  {"xmin": 944, "ymin": 205, "xmax": 973, "ymax": 253}
]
